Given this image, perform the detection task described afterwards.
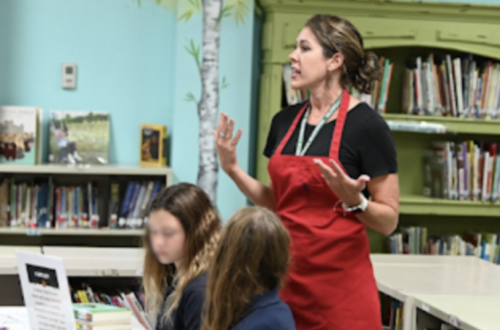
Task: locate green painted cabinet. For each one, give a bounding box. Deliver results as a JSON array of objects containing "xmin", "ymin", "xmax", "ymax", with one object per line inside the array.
[{"xmin": 255, "ymin": 0, "xmax": 500, "ymax": 252}]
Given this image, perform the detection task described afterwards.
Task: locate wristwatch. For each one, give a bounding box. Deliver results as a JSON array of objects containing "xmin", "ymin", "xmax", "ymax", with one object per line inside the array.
[{"xmin": 342, "ymin": 194, "xmax": 368, "ymax": 214}]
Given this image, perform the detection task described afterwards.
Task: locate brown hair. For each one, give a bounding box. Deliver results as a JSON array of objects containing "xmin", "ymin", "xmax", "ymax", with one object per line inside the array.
[
  {"xmin": 305, "ymin": 14, "xmax": 382, "ymax": 94},
  {"xmin": 201, "ymin": 206, "xmax": 291, "ymax": 330},
  {"xmin": 142, "ymin": 183, "xmax": 221, "ymax": 325}
]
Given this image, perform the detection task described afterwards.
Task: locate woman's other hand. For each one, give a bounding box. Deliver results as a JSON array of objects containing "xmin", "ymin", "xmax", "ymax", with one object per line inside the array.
[
  {"xmin": 313, "ymin": 158, "xmax": 370, "ymax": 206},
  {"xmin": 213, "ymin": 113, "xmax": 242, "ymax": 175}
]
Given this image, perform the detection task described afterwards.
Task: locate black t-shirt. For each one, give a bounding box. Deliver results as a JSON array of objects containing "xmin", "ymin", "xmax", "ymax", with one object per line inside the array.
[{"xmin": 263, "ymin": 102, "xmax": 398, "ymax": 198}]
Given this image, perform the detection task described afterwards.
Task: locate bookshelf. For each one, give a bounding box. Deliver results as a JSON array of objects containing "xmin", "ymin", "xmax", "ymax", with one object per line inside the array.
[
  {"xmin": 0, "ymin": 164, "xmax": 172, "ymax": 247},
  {"xmin": 0, "ymin": 246, "xmax": 146, "ymax": 318},
  {"xmin": 255, "ymin": 0, "xmax": 500, "ymax": 255}
]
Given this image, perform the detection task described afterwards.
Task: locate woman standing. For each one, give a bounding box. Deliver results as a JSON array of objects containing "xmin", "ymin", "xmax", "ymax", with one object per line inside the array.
[{"xmin": 214, "ymin": 14, "xmax": 399, "ymax": 330}]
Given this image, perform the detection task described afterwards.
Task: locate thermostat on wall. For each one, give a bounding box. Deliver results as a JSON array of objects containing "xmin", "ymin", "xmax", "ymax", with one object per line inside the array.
[{"xmin": 62, "ymin": 63, "xmax": 77, "ymax": 89}]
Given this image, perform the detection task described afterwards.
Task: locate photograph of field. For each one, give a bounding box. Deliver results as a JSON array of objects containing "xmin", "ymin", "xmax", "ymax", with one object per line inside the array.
[{"xmin": 49, "ymin": 111, "xmax": 110, "ymax": 165}]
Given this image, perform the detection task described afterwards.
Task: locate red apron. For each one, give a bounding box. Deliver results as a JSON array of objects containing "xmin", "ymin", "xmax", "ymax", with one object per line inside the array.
[{"xmin": 268, "ymin": 90, "xmax": 382, "ymax": 330}]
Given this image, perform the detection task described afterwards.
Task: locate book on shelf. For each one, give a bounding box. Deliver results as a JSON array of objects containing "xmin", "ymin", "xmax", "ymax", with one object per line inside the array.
[
  {"xmin": 0, "ymin": 177, "xmax": 164, "ymax": 230},
  {"xmin": 0, "ymin": 106, "xmax": 43, "ymax": 165},
  {"xmin": 387, "ymin": 300, "xmax": 403, "ymax": 330},
  {"xmin": 283, "ymin": 52, "xmax": 500, "ymax": 120},
  {"xmin": 71, "ymin": 285, "xmax": 152, "ymax": 330},
  {"xmin": 388, "ymin": 226, "xmax": 500, "ymax": 265},
  {"xmin": 423, "ymin": 140, "xmax": 500, "ymax": 202}
]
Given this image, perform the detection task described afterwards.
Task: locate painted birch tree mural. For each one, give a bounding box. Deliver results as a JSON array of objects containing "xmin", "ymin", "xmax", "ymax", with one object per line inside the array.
[{"xmin": 140, "ymin": 0, "xmax": 252, "ymax": 205}]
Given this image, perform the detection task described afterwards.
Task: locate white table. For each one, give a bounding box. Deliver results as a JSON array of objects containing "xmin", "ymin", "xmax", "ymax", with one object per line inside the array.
[
  {"xmin": 370, "ymin": 254, "xmax": 500, "ymax": 330},
  {"xmin": 0, "ymin": 307, "xmax": 146, "ymax": 330},
  {"xmin": 413, "ymin": 295, "xmax": 500, "ymax": 330}
]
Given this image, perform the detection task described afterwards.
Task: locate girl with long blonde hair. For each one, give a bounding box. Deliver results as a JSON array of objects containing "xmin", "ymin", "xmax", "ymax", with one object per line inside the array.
[
  {"xmin": 142, "ymin": 183, "xmax": 221, "ymax": 330},
  {"xmin": 202, "ymin": 206, "xmax": 296, "ymax": 330}
]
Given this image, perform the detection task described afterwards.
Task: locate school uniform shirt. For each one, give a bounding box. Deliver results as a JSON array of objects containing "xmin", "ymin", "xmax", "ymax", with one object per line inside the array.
[
  {"xmin": 156, "ymin": 272, "xmax": 207, "ymax": 330},
  {"xmin": 232, "ymin": 287, "xmax": 296, "ymax": 330}
]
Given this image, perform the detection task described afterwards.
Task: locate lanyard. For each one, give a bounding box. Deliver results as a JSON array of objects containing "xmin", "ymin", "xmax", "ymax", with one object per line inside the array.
[{"xmin": 296, "ymin": 95, "xmax": 342, "ymax": 156}]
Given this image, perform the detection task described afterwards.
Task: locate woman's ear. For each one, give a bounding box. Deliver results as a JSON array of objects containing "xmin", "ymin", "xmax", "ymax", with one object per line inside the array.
[{"xmin": 327, "ymin": 52, "xmax": 344, "ymax": 72}]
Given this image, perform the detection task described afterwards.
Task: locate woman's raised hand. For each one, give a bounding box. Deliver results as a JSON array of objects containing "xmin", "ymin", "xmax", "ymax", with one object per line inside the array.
[
  {"xmin": 313, "ymin": 158, "xmax": 370, "ymax": 206},
  {"xmin": 213, "ymin": 113, "xmax": 243, "ymax": 174}
]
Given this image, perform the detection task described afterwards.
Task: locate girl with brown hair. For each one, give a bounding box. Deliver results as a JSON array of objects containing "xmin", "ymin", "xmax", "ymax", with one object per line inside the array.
[
  {"xmin": 202, "ymin": 206, "xmax": 296, "ymax": 330},
  {"xmin": 142, "ymin": 183, "xmax": 221, "ymax": 330},
  {"xmin": 215, "ymin": 14, "xmax": 399, "ymax": 330}
]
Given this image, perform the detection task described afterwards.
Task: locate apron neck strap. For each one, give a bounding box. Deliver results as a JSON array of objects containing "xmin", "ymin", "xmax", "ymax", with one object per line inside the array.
[{"xmin": 329, "ymin": 89, "xmax": 350, "ymax": 160}]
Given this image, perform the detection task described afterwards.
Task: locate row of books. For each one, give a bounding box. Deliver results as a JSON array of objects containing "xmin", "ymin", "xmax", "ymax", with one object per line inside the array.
[
  {"xmin": 283, "ymin": 59, "xmax": 395, "ymax": 114},
  {"xmin": 423, "ymin": 140, "xmax": 500, "ymax": 202},
  {"xmin": 71, "ymin": 284, "xmax": 152, "ymax": 330},
  {"xmin": 0, "ymin": 178, "xmax": 164, "ymax": 229},
  {"xmin": 403, "ymin": 54, "xmax": 500, "ymax": 119},
  {"xmin": 0, "ymin": 178, "xmax": 99, "ymax": 229},
  {"xmin": 388, "ymin": 226, "xmax": 500, "ymax": 265},
  {"xmin": 115, "ymin": 180, "xmax": 163, "ymax": 229},
  {"xmin": 283, "ymin": 53, "xmax": 500, "ymax": 120}
]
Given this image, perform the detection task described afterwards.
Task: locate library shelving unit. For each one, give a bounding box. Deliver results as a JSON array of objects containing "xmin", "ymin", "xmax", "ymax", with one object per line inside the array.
[
  {"xmin": 255, "ymin": 0, "xmax": 500, "ymax": 253},
  {"xmin": 0, "ymin": 164, "xmax": 173, "ymax": 247},
  {"xmin": 0, "ymin": 245, "xmax": 145, "ymax": 307}
]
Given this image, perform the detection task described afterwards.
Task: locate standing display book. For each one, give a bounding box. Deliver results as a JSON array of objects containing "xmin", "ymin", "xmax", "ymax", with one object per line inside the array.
[
  {"xmin": 49, "ymin": 111, "xmax": 110, "ymax": 165},
  {"xmin": 140, "ymin": 124, "xmax": 167, "ymax": 168},
  {"xmin": 0, "ymin": 106, "xmax": 43, "ymax": 165}
]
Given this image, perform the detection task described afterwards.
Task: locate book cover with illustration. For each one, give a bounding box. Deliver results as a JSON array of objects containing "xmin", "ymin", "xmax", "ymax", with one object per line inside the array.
[
  {"xmin": 140, "ymin": 124, "xmax": 167, "ymax": 168},
  {"xmin": 73, "ymin": 303, "xmax": 131, "ymax": 323},
  {"xmin": 0, "ymin": 106, "xmax": 42, "ymax": 165},
  {"xmin": 49, "ymin": 111, "xmax": 110, "ymax": 165}
]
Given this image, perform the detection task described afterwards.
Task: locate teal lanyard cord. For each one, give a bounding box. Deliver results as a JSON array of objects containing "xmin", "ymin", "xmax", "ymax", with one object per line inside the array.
[{"xmin": 296, "ymin": 95, "xmax": 342, "ymax": 156}]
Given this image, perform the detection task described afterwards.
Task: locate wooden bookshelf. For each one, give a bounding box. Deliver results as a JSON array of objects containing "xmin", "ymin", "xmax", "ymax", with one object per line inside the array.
[
  {"xmin": 0, "ymin": 164, "xmax": 172, "ymax": 247},
  {"xmin": 0, "ymin": 227, "xmax": 144, "ymax": 236},
  {"xmin": 399, "ymin": 195, "xmax": 500, "ymax": 217},
  {"xmin": 0, "ymin": 246, "xmax": 144, "ymax": 277},
  {"xmin": 255, "ymin": 0, "xmax": 500, "ymax": 254},
  {"xmin": 0, "ymin": 164, "xmax": 172, "ymax": 180}
]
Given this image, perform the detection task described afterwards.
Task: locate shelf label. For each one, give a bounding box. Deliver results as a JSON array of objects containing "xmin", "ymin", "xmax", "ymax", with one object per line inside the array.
[
  {"xmin": 449, "ymin": 315, "xmax": 460, "ymax": 327},
  {"xmin": 26, "ymin": 229, "xmax": 41, "ymax": 236}
]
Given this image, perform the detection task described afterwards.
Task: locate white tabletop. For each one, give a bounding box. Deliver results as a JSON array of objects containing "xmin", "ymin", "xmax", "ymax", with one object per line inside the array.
[
  {"xmin": 413, "ymin": 295, "xmax": 500, "ymax": 330},
  {"xmin": 0, "ymin": 307, "xmax": 146, "ymax": 330},
  {"xmin": 370, "ymin": 254, "xmax": 500, "ymax": 299}
]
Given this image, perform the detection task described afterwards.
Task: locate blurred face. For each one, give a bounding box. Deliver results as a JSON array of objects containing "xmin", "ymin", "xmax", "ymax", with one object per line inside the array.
[
  {"xmin": 288, "ymin": 26, "xmax": 343, "ymax": 90},
  {"xmin": 148, "ymin": 210, "xmax": 186, "ymax": 266}
]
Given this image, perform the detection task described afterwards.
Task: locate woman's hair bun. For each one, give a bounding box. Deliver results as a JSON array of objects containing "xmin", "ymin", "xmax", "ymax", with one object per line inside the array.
[{"xmin": 350, "ymin": 51, "xmax": 382, "ymax": 95}]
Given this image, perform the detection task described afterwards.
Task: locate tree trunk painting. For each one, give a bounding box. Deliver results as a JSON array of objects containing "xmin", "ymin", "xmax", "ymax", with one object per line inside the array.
[
  {"xmin": 142, "ymin": 0, "xmax": 250, "ymax": 205},
  {"xmin": 197, "ymin": 0, "xmax": 222, "ymax": 205}
]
